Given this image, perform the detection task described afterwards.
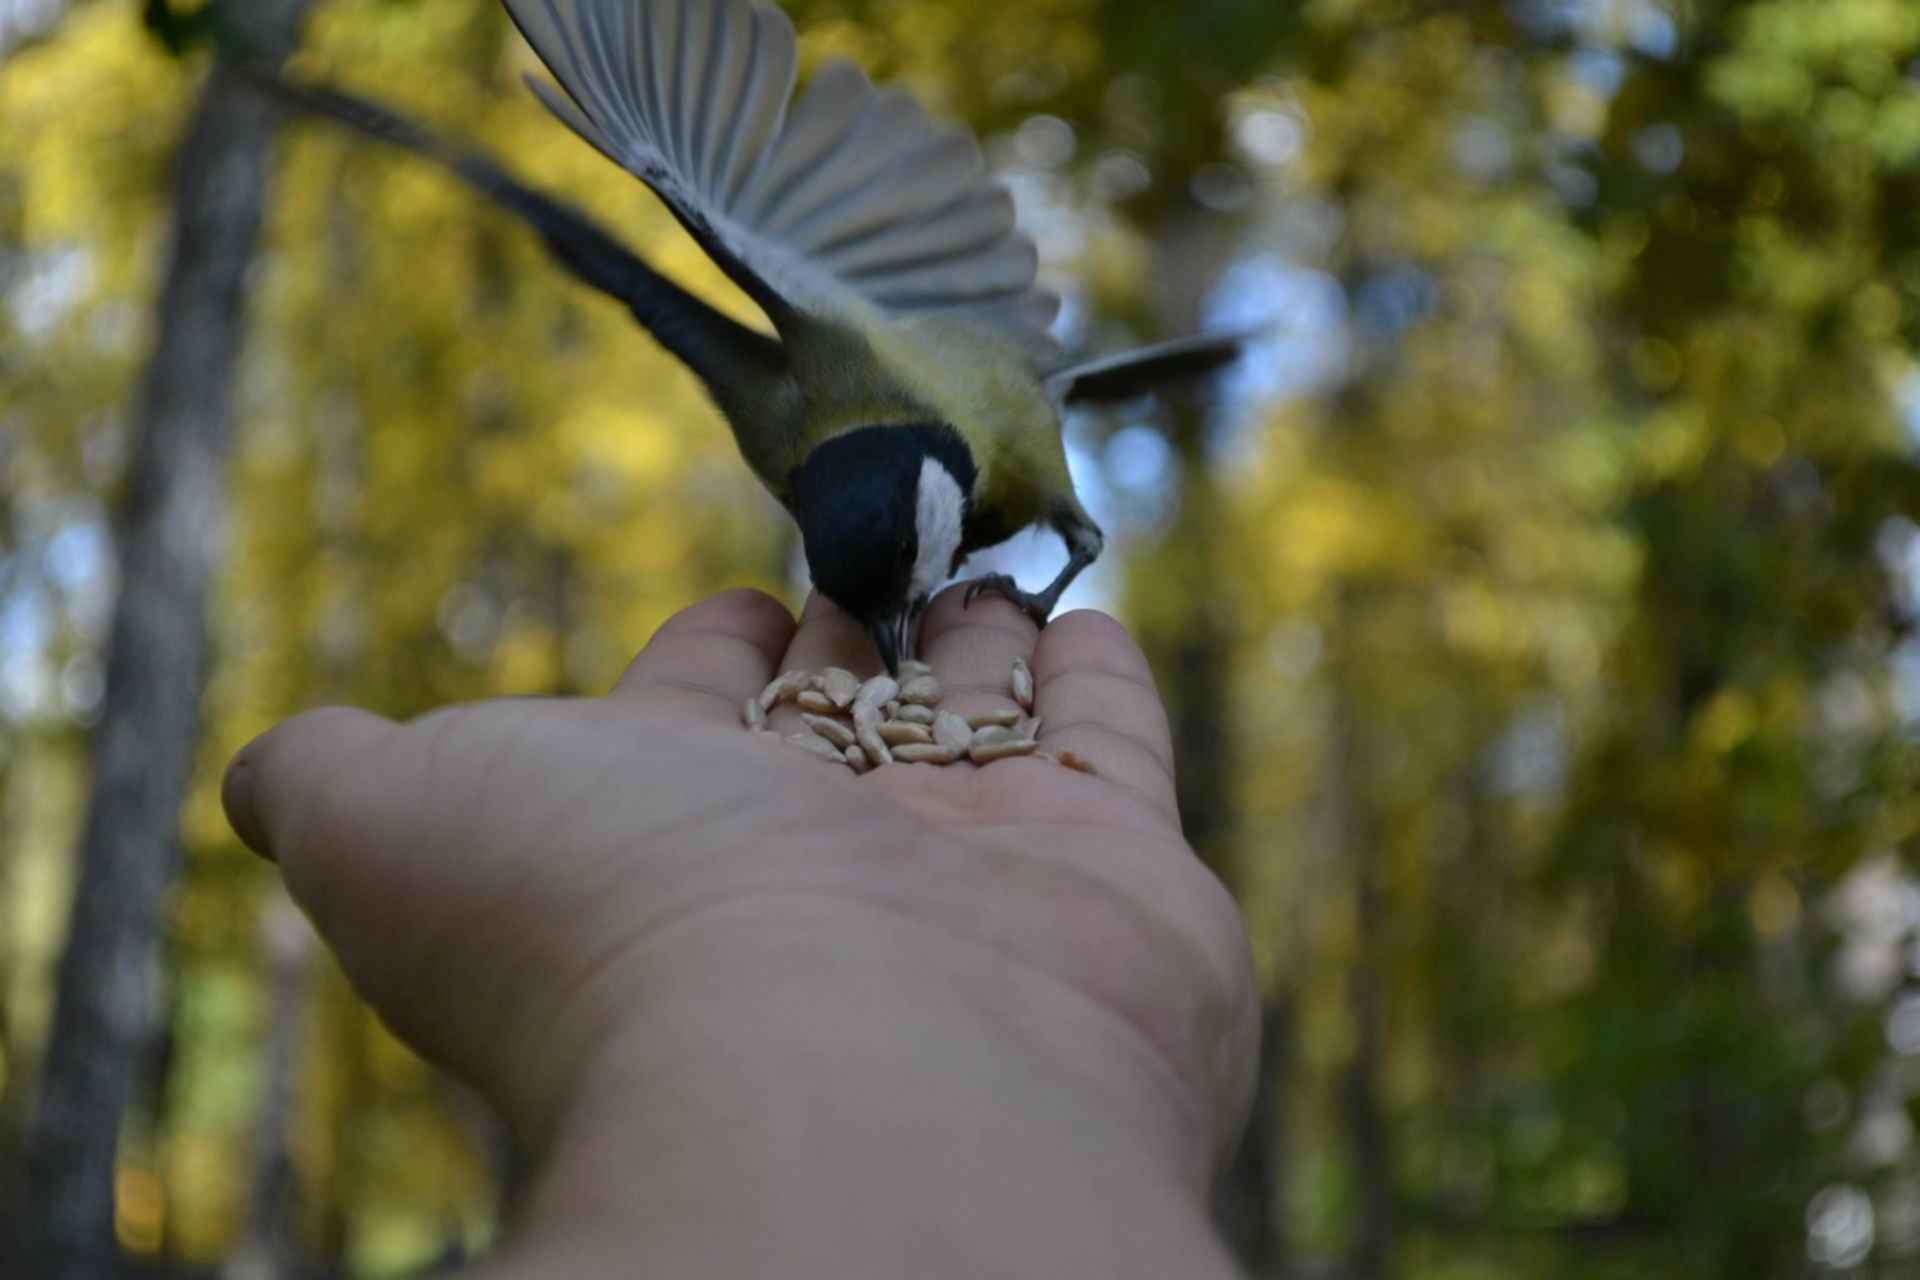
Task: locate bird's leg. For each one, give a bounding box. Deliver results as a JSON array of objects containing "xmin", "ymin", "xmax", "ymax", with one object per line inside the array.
[{"xmin": 962, "ymin": 508, "xmax": 1106, "ymax": 628}]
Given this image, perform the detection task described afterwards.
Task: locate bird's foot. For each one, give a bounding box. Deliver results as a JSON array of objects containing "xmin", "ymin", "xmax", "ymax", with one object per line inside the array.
[{"xmin": 962, "ymin": 575, "xmax": 1055, "ymax": 629}]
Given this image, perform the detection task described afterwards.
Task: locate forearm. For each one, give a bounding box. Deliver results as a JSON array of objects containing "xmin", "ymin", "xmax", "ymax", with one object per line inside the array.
[{"xmin": 466, "ymin": 899, "xmax": 1245, "ymax": 1279}]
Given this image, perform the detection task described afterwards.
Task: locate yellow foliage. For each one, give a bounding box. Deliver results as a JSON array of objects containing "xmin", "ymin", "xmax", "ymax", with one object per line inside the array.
[{"xmin": 1693, "ymin": 688, "xmax": 1760, "ymax": 756}]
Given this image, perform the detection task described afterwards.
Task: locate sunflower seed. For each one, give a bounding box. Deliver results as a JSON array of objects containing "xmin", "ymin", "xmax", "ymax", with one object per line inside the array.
[
  {"xmin": 822, "ymin": 667, "xmax": 862, "ymax": 709},
  {"xmin": 878, "ymin": 721, "xmax": 934, "ymax": 746},
  {"xmin": 893, "ymin": 743, "xmax": 962, "ymax": 765},
  {"xmin": 853, "ymin": 700, "xmax": 893, "ymax": 765},
  {"xmin": 855, "ymin": 674, "xmax": 900, "ymax": 711},
  {"xmin": 758, "ymin": 671, "xmax": 810, "ymax": 712},
  {"xmin": 972, "ymin": 725, "xmax": 1015, "ymax": 748},
  {"xmin": 933, "ymin": 710, "xmax": 973, "ymax": 753},
  {"xmin": 971, "ymin": 737, "xmax": 1040, "ymax": 764},
  {"xmin": 801, "ymin": 714, "xmax": 857, "ymax": 750},
  {"xmin": 899, "ymin": 675, "xmax": 943, "ymax": 706},
  {"xmin": 1011, "ymin": 657, "xmax": 1035, "ymax": 710},
  {"xmin": 756, "ymin": 665, "xmax": 1091, "ymax": 775},
  {"xmin": 786, "ymin": 732, "xmax": 849, "ymax": 763}
]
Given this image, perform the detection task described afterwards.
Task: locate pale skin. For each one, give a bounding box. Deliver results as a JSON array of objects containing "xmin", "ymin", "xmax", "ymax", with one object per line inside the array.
[{"xmin": 222, "ymin": 585, "xmax": 1259, "ymax": 1278}]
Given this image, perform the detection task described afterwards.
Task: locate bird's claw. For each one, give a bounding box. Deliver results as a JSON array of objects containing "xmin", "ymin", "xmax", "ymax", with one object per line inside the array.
[{"xmin": 962, "ymin": 575, "xmax": 1053, "ymax": 628}]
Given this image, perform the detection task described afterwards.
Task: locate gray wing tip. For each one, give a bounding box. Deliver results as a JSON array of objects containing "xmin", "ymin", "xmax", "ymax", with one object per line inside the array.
[{"xmin": 756, "ymin": 1, "xmax": 797, "ymax": 42}]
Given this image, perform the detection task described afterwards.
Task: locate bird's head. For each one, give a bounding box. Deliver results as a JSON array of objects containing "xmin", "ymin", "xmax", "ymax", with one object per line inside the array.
[{"xmin": 790, "ymin": 423, "xmax": 976, "ymax": 675}]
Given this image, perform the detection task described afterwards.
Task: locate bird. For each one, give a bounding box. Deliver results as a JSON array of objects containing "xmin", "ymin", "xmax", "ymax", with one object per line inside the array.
[{"xmin": 242, "ymin": 0, "xmax": 1248, "ymax": 673}]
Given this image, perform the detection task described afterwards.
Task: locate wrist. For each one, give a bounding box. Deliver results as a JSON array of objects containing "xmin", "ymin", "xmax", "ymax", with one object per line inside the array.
[{"xmin": 479, "ymin": 894, "xmax": 1243, "ymax": 1278}]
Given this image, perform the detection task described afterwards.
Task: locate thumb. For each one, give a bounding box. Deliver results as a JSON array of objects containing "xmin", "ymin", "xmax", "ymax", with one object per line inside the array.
[
  {"xmin": 222, "ymin": 708, "xmax": 441, "ymax": 990},
  {"xmin": 222, "ymin": 707, "xmax": 454, "ymax": 1030},
  {"xmin": 224, "ymin": 706, "xmax": 399, "ymax": 865},
  {"xmin": 222, "ymin": 705, "xmax": 561, "ymax": 1122}
]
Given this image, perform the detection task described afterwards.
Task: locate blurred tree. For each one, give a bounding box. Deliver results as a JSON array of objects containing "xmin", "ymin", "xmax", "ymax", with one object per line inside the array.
[{"xmin": 12, "ymin": 3, "xmax": 315, "ymax": 1276}]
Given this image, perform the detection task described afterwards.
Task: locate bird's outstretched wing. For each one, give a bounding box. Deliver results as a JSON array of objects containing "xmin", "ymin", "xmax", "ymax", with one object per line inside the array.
[
  {"xmin": 1045, "ymin": 332, "xmax": 1250, "ymax": 405},
  {"xmin": 503, "ymin": 0, "xmax": 1058, "ymax": 341}
]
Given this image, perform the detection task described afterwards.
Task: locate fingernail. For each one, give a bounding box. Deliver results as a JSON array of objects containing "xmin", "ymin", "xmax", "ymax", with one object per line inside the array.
[{"xmin": 222, "ymin": 752, "xmax": 274, "ymax": 862}]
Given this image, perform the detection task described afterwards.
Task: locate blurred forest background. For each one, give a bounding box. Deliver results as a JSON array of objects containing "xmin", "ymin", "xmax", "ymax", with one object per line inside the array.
[{"xmin": 5, "ymin": 0, "xmax": 1920, "ymax": 1275}]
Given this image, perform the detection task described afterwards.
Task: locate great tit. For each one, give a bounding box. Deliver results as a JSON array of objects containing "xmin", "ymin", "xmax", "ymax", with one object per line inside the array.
[{"xmin": 245, "ymin": 0, "xmax": 1246, "ymax": 672}]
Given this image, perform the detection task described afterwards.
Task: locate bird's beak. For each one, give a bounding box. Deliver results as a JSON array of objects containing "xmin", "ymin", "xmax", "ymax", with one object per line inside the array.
[{"xmin": 870, "ymin": 611, "xmax": 910, "ymax": 677}]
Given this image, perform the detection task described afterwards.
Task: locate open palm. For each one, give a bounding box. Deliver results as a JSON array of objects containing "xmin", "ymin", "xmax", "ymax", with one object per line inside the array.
[{"xmin": 225, "ymin": 585, "xmax": 1257, "ymax": 1177}]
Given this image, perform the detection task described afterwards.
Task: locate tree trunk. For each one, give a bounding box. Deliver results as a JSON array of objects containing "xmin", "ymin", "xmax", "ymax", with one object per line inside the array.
[
  {"xmin": 1332, "ymin": 640, "xmax": 1392, "ymax": 1280},
  {"xmin": 14, "ymin": 9, "xmax": 310, "ymax": 1275},
  {"xmin": 220, "ymin": 892, "xmax": 317, "ymax": 1280}
]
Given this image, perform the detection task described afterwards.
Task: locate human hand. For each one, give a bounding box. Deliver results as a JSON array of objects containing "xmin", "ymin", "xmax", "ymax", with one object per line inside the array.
[{"xmin": 223, "ymin": 585, "xmax": 1258, "ymax": 1276}]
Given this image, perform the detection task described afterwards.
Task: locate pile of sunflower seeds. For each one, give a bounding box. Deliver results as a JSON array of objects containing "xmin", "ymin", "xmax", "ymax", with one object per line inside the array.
[{"xmin": 745, "ymin": 657, "xmax": 1094, "ymax": 775}]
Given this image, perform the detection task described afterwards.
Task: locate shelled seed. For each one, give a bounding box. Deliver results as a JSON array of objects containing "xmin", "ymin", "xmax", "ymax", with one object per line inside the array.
[
  {"xmin": 756, "ymin": 658, "xmax": 1087, "ymax": 776},
  {"xmin": 801, "ymin": 714, "xmax": 857, "ymax": 750},
  {"xmin": 971, "ymin": 737, "xmax": 1039, "ymax": 764},
  {"xmin": 894, "ymin": 743, "xmax": 961, "ymax": 765},
  {"xmin": 1011, "ymin": 657, "xmax": 1034, "ymax": 710},
  {"xmin": 933, "ymin": 711, "xmax": 973, "ymax": 753},
  {"xmin": 972, "ymin": 724, "xmax": 1015, "ymax": 749},
  {"xmin": 823, "ymin": 668, "xmax": 862, "ymax": 709},
  {"xmin": 899, "ymin": 675, "xmax": 943, "ymax": 706},
  {"xmin": 855, "ymin": 675, "xmax": 900, "ymax": 711},
  {"xmin": 853, "ymin": 701, "xmax": 893, "ymax": 766},
  {"xmin": 877, "ymin": 721, "xmax": 935, "ymax": 747},
  {"xmin": 786, "ymin": 732, "xmax": 846, "ymax": 763},
  {"xmin": 759, "ymin": 671, "xmax": 810, "ymax": 712}
]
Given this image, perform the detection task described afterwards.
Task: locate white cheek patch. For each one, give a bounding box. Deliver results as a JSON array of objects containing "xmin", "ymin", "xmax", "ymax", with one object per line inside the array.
[{"xmin": 911, "ymin": 457, "xmax": 966, "ymax": 602}]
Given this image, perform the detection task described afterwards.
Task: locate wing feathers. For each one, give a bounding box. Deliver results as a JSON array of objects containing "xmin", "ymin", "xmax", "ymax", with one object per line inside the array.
[
  {"xmin": 503, "ymin": 0, "xmax": 1055, "ymax": 338},
  {"xmin": 717, "ymin": 10, "xmax": 796, "ymax": 204},
  {"xmin": 867, "ymin": 240, "xmax": 1038, "ymax": 308},
  {"xmin": 789, "ymin": 128, "xmax": 978, "ymax": 254},
  {"xmin": 769, "ymin": 91, "xmax": 924, "ymax": 241},
  {"xmin": 737, "ymin": 61, "xmax": 871, "ymax": 229},
  {"xmin": 828, "ymin": 187, "xmax": 1013, "ymax": 275},
  {"xmin": 692, "ymin": 0, "xmax": 739, "ymax": 190}
]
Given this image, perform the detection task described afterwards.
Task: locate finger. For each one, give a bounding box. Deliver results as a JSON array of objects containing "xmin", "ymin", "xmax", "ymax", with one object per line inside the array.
[
  {"xmin": 224, "ymin": 706, "xmax": 400, "ymax": 865},
  {"xmin": 779, "ymin": 591, "xmax": 884, "ymax": 680},
  {"xmin": 223, "ymin": 706, "xmax": 541, "ymax": 1108},
  {"xmin": 615, "ymin": 589, "xmax": 796, "ymax": 722},
  {"xmin": 916, "ymin": 582, "xmax": 1037, "ymax": 726},
  {"xmin": 1030, "ymin": 610, "xmax": 1179, "ymax": 823},
  {"xmin": 222, "ymin": 707, "xmax": 442, "ymax": 974},
  {"xmin": 224, "ymin": 706, "xmax": 457, "ymax": 953}
]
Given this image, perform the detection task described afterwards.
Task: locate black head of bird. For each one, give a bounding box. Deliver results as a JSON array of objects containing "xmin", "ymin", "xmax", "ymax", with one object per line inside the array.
[
  {"xmin": 789, "ymin": 423, "xmax": 978, "ymax": 673},
  {"xmin": 244, "ymin": 0, "xmax": 1255, "ymax": 673}
]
